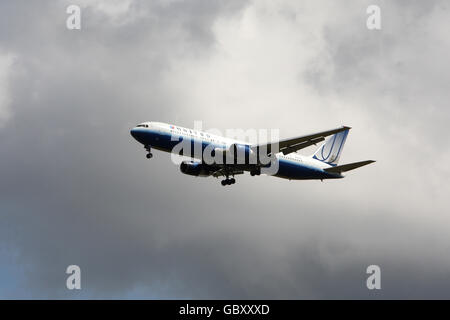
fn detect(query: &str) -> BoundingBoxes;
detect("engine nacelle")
[180,161,211,177]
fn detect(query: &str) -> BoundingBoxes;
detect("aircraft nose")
[130,127,143,142]
[130,127,147,144]
[130,128,137,139]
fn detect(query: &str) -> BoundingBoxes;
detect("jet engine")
[180,161,212,177]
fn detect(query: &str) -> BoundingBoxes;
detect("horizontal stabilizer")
[324,160,375,173]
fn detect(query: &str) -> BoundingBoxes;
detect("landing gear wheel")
[220,178,235,186]
[145,145,152,159]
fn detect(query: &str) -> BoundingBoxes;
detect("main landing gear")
[145,145,153,159]
[221,178,236,186]
[250,168,261,176]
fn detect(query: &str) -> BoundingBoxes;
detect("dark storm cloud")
[1,0,450,299]
[0,0,251,298]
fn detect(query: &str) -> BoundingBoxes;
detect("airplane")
[130,122,375,186]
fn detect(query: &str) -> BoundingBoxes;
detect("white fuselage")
[130,122,341,180]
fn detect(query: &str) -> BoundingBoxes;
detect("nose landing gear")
[145,145,153,159]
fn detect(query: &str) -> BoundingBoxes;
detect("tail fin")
[312,128,350,166]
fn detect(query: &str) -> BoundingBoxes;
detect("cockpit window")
[136,124,148,128]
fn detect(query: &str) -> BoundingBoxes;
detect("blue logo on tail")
[312,130,349,166]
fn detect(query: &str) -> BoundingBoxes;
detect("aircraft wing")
[255,126,351,156]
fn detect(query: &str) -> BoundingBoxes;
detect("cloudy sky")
[0,0,449,299]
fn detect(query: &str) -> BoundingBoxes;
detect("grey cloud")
[1,0,450,299]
